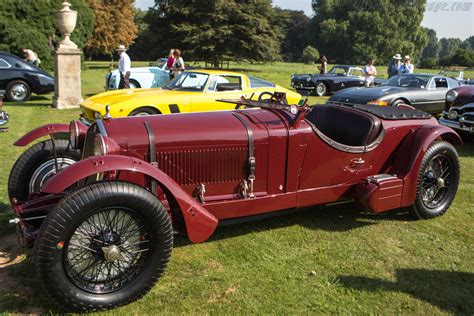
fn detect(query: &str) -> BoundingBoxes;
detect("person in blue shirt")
[399,55,414,74]
[387,53,402,78]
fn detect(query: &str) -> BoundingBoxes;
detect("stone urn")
[56,1,78,49]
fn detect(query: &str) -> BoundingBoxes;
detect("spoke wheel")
[65,207,151,294]
[411,141,460,219]
[35,181,173,312]
[420,154,453,209]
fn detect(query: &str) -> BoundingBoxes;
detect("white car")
[105,58,171,90]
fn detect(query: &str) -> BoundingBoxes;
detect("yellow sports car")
[81,69,301,120]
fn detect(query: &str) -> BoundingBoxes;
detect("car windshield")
[165,72,209,91]
[384,74,431,89]
[328,66,349,75]
[439,70,463,80]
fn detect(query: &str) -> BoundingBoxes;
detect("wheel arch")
[392,97,410,106]
[14,123,71,147]
[128,106,162,116]
[42,155,218,243]
[389,125,462,207]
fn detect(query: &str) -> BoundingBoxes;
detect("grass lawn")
[0,61,473,314]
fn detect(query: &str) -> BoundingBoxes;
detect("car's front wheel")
[6,80,32,102]
[315,82,328,96]
[8,139,80,201]
[411,141,460,219]
[129,79,141,89]
[35,181,174,312]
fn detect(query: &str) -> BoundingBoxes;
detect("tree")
[273,8,310,62]
[301,45,319,64]
[439,38,462,59]
[84,0,138,58]
[447,49,474,67]
[420,28,439,61]
[0,0,93,71]
[460,36,474,51]
[144,0,282,67]
[307,0,428,64]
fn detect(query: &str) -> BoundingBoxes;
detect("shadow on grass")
[338,269,474,314]
[175,203,413,247]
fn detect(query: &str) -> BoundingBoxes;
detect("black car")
[328,73,463,115]
[0,51,54,102]
[290,65,385,97]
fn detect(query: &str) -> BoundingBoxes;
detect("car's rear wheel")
[35,181,173,312]
[129,79,141,89]
[8,139,80,201]
[411,141,460,219]
[315,82,328,96]
[129,107,160,116]
[6,80,32,102]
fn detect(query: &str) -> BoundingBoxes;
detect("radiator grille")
[158,147,247,185]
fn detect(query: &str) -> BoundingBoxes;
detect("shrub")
[301,45,320,64]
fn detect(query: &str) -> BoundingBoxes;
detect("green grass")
[0,61,473,314]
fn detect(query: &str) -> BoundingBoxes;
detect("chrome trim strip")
[439,117,474,133]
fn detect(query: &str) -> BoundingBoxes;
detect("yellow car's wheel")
[129,107,160,116]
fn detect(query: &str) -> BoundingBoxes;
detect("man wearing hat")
[116,44,131,89]
[399,55,414,74]
[387,53,402,78]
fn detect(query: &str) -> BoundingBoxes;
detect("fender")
[42,155,218,243]
[395,125,462,207]
[14,123,70,147]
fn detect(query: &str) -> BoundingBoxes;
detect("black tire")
[129,107,159,116]
[391,99,407,107]
[35,181,174,312]
[410,141,460,219]
[315,82,328,96]
[8,139,80,201]
[6,80,32,102]
[129,79,141,89]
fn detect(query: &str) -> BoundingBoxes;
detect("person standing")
[399,55,414,74]
[364,58,377,87]
[166,49,176,80]
[172,49,185,78]
[387,53,402,78]
[22,48,40,67]
[116,44,131,89]
[318,55,328,74]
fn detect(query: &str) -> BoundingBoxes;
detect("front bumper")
[439,117,474,133]
[291,81,314,90]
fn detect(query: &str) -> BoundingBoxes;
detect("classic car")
[439,85,474,133]
[82,69,302,120]
[0,51,54,102]
[0,92,9,132]
[438,70,474,85]
[328,73,463,115]
[105,58,170,90]
[8,92,461,311]
[290,65,386,96]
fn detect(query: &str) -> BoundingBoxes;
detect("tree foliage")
[138,0,282,66]
[272,8,309,62]
[439,38,462,60]
[420,28,439,61]
[0,0,93,71]
[84,0,138,58]
[301,45,319,64]
[307,0,428,64]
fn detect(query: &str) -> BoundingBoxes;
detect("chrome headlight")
[306,77,311,82]
[69,121,79,149]
[93,134,107,156]
[448,110,458,120]
[446,90,458,102]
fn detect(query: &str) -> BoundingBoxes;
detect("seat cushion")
[306,105,382,147]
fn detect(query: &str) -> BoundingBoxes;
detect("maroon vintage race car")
[8,94,461,311]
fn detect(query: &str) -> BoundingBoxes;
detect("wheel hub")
[102,245,123,262]
[11,84,27,99]
[436,177,445,188]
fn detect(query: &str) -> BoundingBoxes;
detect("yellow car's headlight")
[367,100,389,106]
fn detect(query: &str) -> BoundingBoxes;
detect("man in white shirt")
[116,44,131,89]
[364,58,377,87]
[399,55,414,74]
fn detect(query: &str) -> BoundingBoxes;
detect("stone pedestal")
[53,47,82,109]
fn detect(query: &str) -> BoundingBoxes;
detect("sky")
[135,0,473,40]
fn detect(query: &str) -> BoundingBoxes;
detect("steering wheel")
[258,92,279,103]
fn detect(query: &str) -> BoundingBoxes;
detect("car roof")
[0,51,21,60]
[189,69,246,76]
